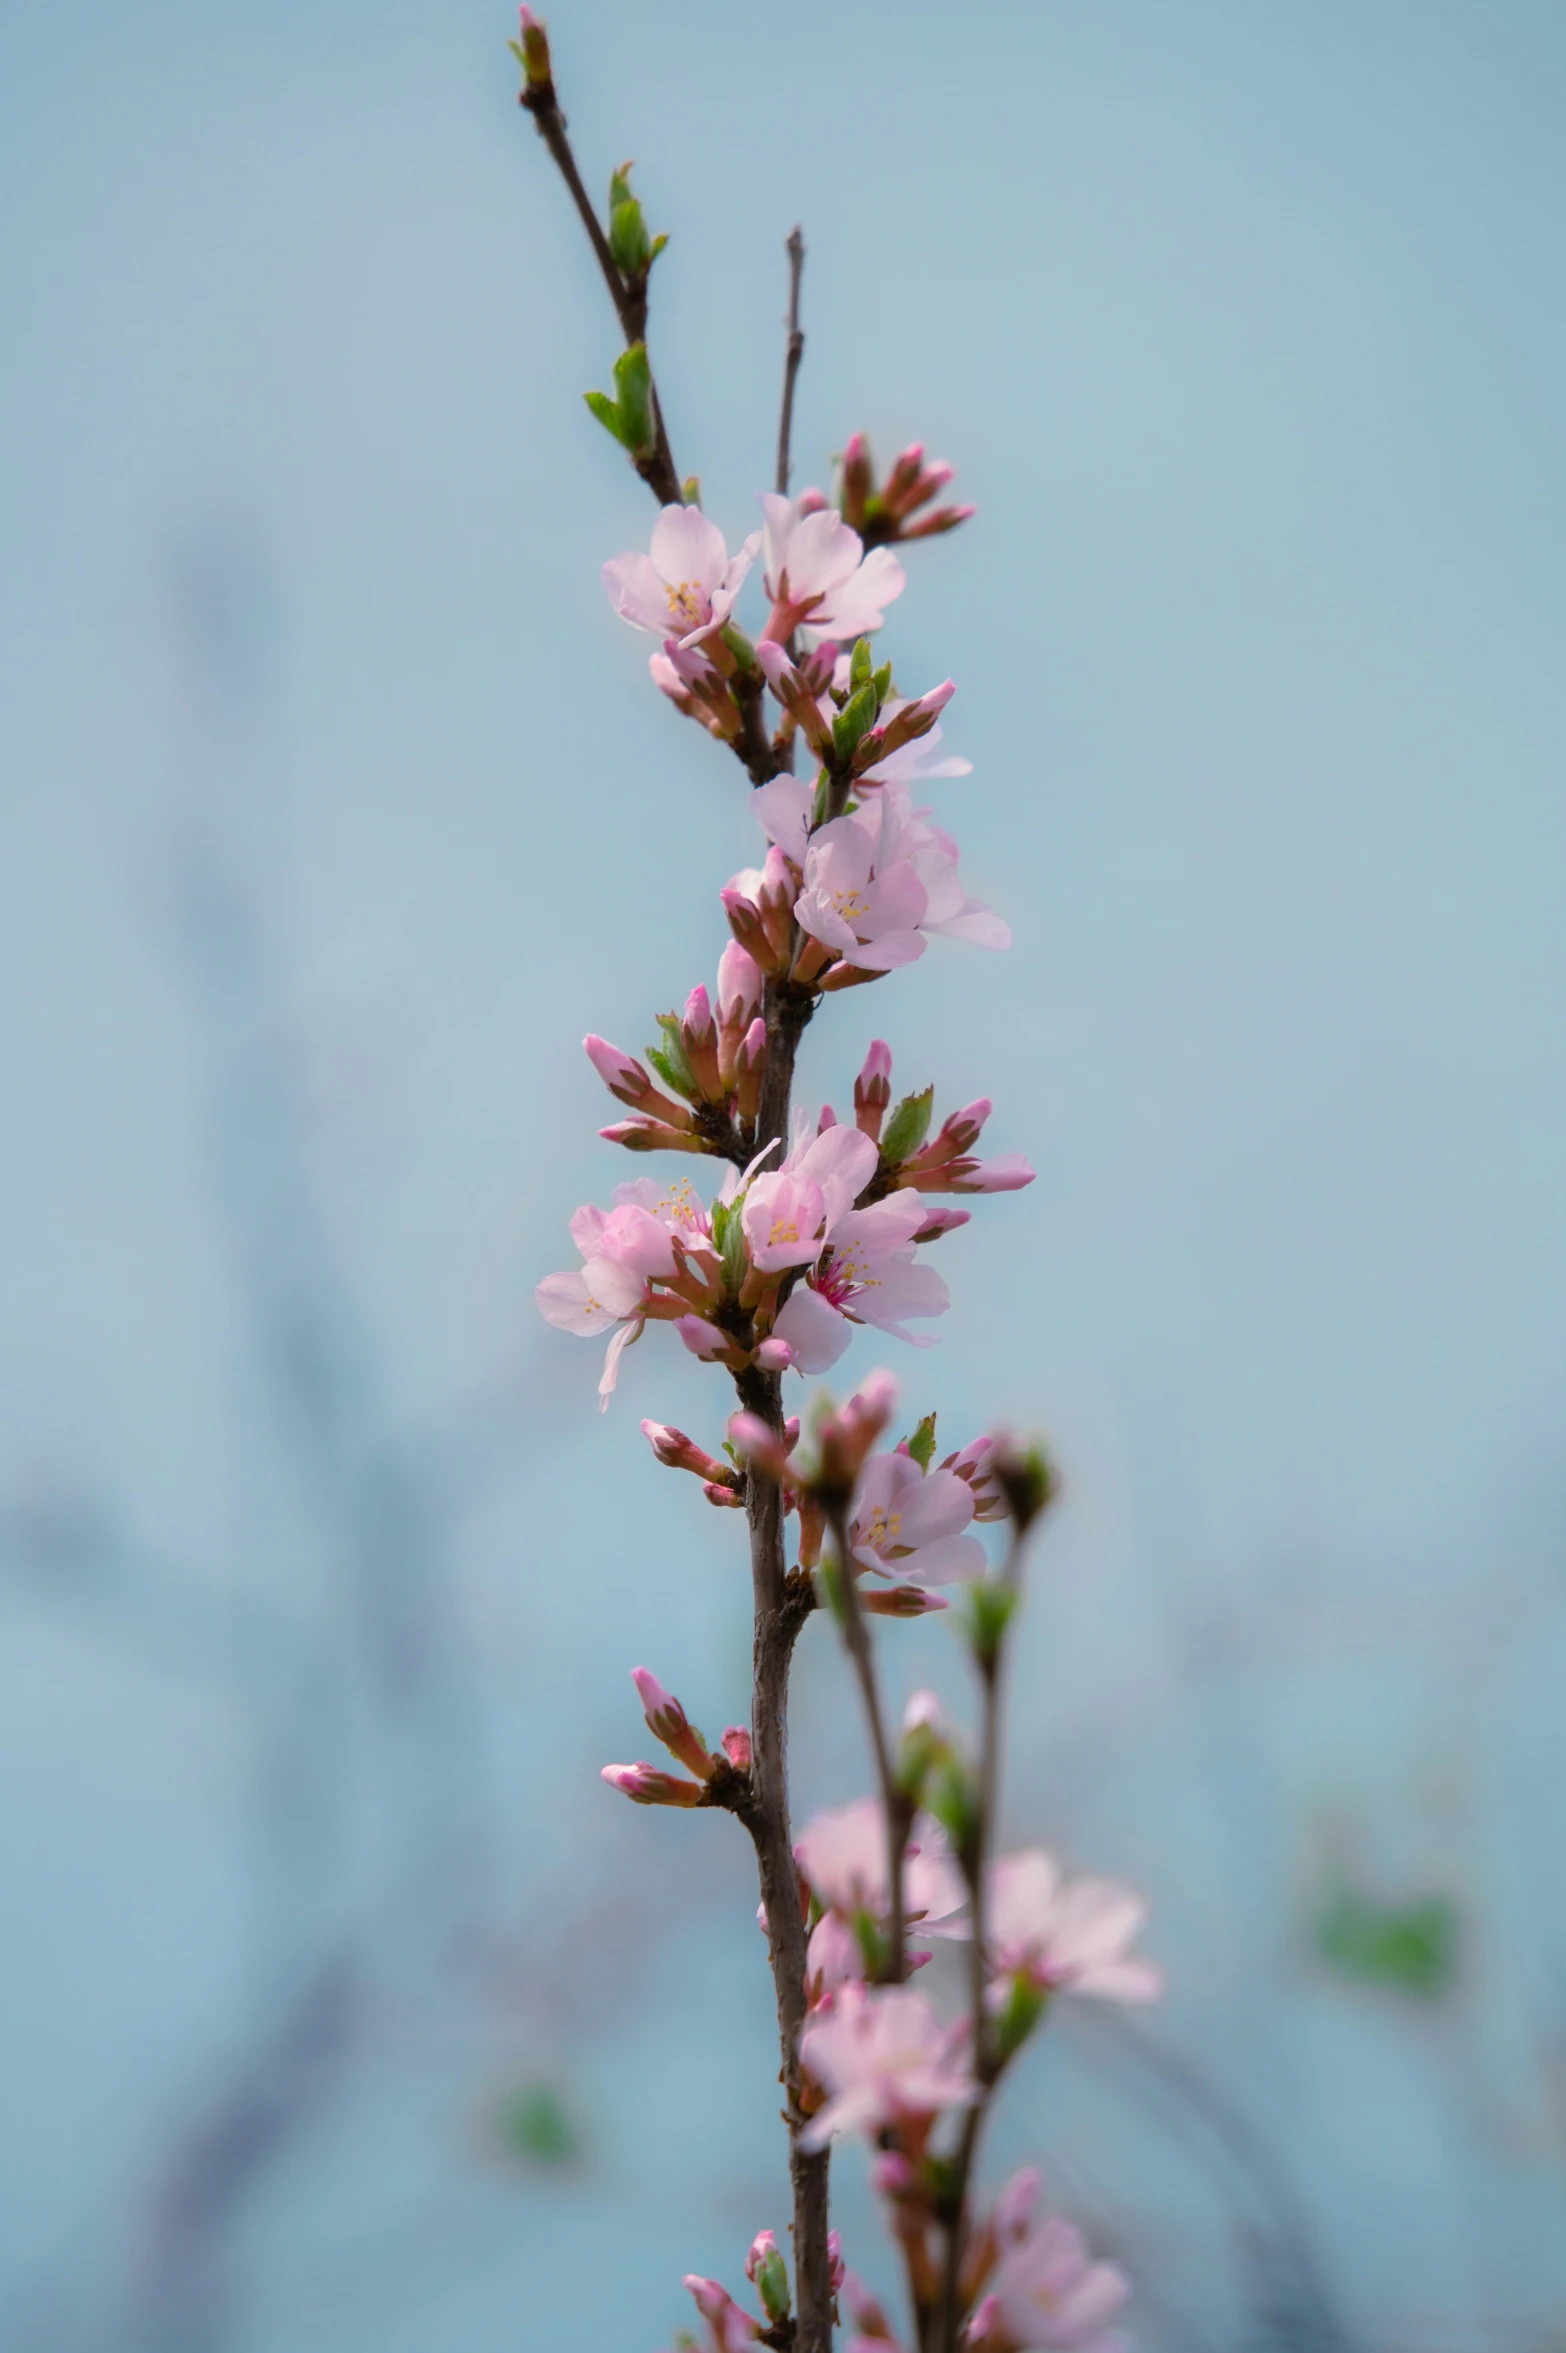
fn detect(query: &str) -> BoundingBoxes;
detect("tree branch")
[519,65,682,505]
[775,227,806,498]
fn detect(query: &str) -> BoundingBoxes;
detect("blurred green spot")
[494,2082,580,2167]
[1315,1888,1460,2000]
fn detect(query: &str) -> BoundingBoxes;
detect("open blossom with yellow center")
[602,502,760,651]
[847,1447,987,1587]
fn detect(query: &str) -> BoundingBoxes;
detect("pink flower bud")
[727,1411,791,1480]
[631,1664,717,1779]
[902,1688,945,1733]
[992,2164,1044,2244]
[703,1478,745,1509]
[948,1153,1035,1195]
[854,1038,893,1140]
[681,982,724,1102]
[583,1033,642,1093]
[862,1583,948,1618]
[871,2149,917,2197]
[599,1118,708,1154]
[717,941,763,1023]
[600,1761,703,1807]
[721,1724,752,1769]
[734,1015,768,1123]
[898,501,976,540]
[754,1337,793,1372]
[583,1034,695,1126]
[640,1419,726,1480]
[911,1205,971,1241]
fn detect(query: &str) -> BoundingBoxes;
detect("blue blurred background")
[3,1,1565,2346]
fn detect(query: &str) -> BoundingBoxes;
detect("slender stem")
[775,227,806,497]
[825,1500,908,1982]
[934,1518,1032,2353]
[736,1004,833,2353]
[520,80,682,505]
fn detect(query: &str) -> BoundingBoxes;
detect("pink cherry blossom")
[602,504,759,649]
[759,492,905,642]
[536,1175,725,1405]
[771,1192,949,1372]
[869,785,1011,953]
[796,1798,969,1946]
[966,2199,1131,2353]
[741,1123,878,1273]
[799,1982,976,2150]
[794,811,929,974]
[987,1852,1162,2004]
[942,1435,1010,1521]
[851,1449,987,1586]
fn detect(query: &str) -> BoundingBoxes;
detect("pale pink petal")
[772,1283,853,1373]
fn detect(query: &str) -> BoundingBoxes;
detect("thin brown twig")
[775,226,806,497]
[825,1499,909,1983]
[520,74,682,504]
[931,1520,1032,2353]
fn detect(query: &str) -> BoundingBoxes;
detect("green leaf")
[649,232,669,264]
[721,1208,748,1294]
[926,1754,980,1854]
[653,1014,697,1098]
[991,1972,1048,2062]
[831,678,880,764]
[494,2083,579,2167]
[872,661,893,701]
[583,389,631,449]
[880,1086,934,1166]
[1316,1890,1459,2001]
[905,1412,938,1471]
[848,636,874,690]
[961,1577,1018,1670]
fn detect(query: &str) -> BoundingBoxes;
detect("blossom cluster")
[518,29,1162,2339]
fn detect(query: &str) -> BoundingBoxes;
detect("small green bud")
[513,9,552,93]
[991,1971,1048,2062]
[880,1085,934,1167]
[904,1412,937,1471]
[851,1906,890,1978]
[895,1717,946,1804]
[750,2240,791,2325]
[962,1576,1018,1669]
[720,1208,748,1294]
[995,1441,1058,1533]
[612,341,654,457]
[831,678,880,763]
[872,660,893,701]
[848,636,875,690]
[682,475,703,507]
[719,622,756,667]
[607,165,652,277]
[926,1753,980,1854]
